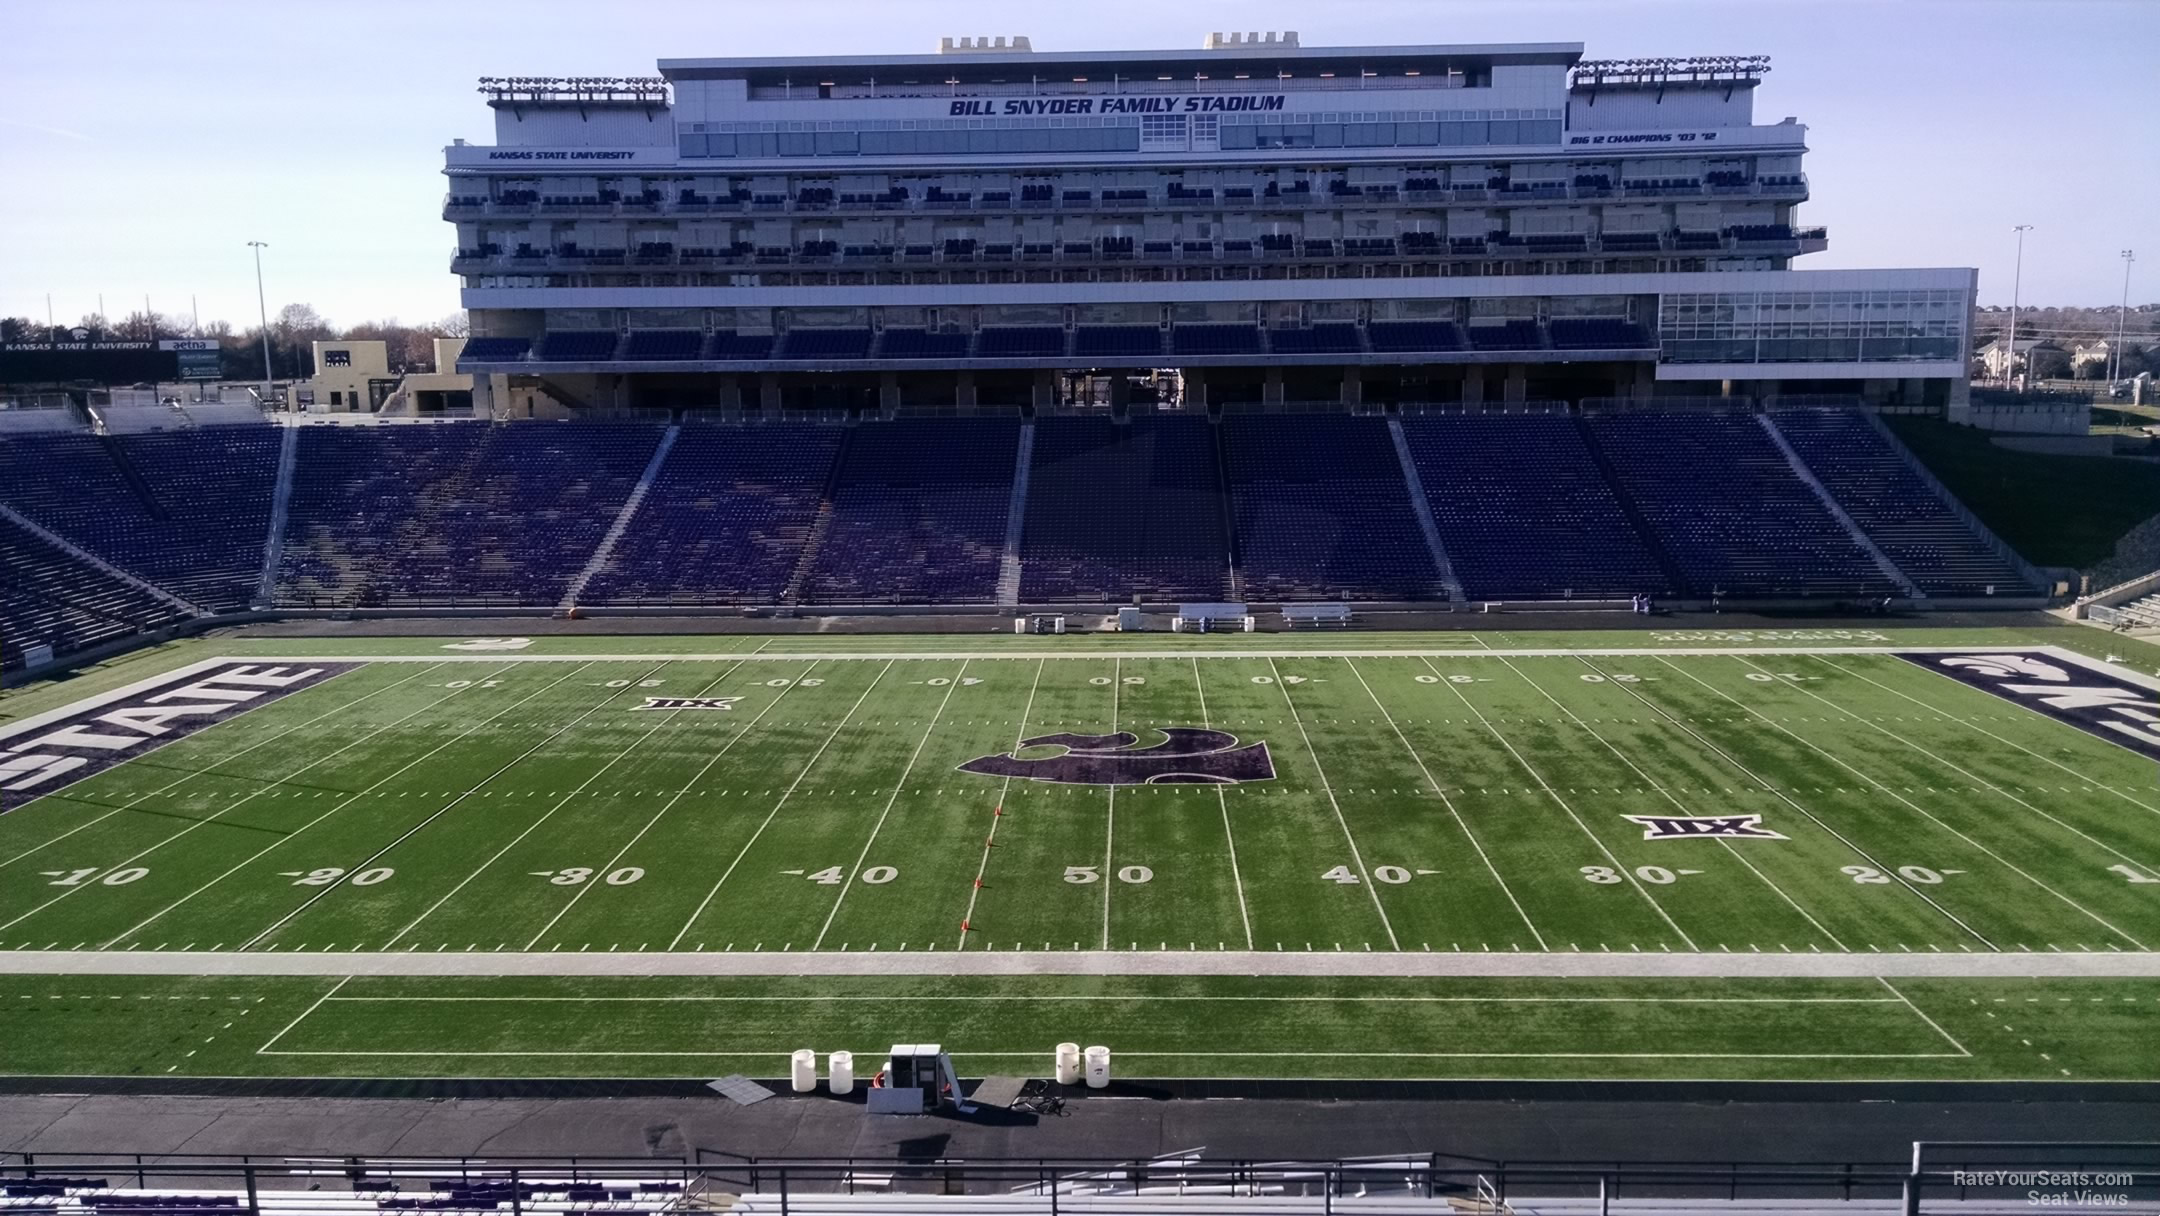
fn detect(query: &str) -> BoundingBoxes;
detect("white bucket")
[1083,1044,1111,1089]
[790,1048,817,1093]
[1054,1041,1081,1085]
[829,1050,855,1095]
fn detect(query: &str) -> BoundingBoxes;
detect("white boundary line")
[253,974,349,1055]
[1419,655,1699,951]
[1697,655,2147,950]
[523,658,792,949]
[1875,976,1972,1057]
[1101,657,1118,950]
[10,948,2158,977]
[810,659,972,949]
[230,661,624,950]
[0,662,443,871]
[1572,653,1998,949]
[1478,652,1847,950]
[255,1050,1972,1060]
[1,665,510,938]
[1267,657,1399,950]
[1337,657,1544,948]
[1822,655,2160,825]
[664,659,897,949]
[309,994,1914,1004]
[380,659,700,950]
[1193,656,1254,950]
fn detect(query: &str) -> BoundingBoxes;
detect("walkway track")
[3,949,2155,979]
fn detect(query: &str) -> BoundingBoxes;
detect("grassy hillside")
[1886,416,2160,572]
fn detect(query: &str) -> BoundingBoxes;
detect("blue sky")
[2,0,2152,331]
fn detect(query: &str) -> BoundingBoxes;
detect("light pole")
[247,240,274,405]
[2006,225,2032,386]
[2112,250,2136,385]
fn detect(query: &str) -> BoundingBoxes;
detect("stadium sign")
[0,661,357,807]
[950,94,1287,116]
[960,727,1274,786]
[1896,651,2160,760]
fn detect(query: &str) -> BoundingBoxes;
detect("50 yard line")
[956,658,1046,950]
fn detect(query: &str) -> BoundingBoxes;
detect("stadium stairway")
[1385,417,1466,603]
[996,421,1034,608]
[255,424,300,606]
[1754,413,1920,598]
[559,423,681,613]
[0,502,205,618]
[1210,419,1246,602]
[1570,415,1689,595]
[781,427,856,606]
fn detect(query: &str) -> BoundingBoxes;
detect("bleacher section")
[1401,414,1671,600]
[779,329,874,360]
[623,330,707,361]
[0,429,280,610]
[1073,326,1163,360]
[1170,325,1263,357]
[1222,415,1445,601]
[1020,417,1230,602]
[535,330,621,362]
[0,516,189,671]
[457,336,531,362]
[581,423,844,604]
[977,327,1068,359]
[1267,324,1364,355]
[1587,412,1898,598]
[1365,321,1463,353]
[878,329,971,360]
[276,422,660,606]
[803,418,1019,603]
[1773,409,2038,596]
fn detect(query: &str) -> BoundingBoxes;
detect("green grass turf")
[1886,415,2160,571]
[1,973,2153,1081]
[3,628,2160,1080]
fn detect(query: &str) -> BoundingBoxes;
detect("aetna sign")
[0,661,357,810]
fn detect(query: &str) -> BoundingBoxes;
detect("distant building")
[1977,337,2052,380]
[2071,339,2111,374]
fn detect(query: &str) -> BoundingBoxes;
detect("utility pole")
[2113,250,2136,385]
[2006,225,2032,386]
[248,241,274,405]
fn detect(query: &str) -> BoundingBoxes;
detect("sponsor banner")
[1896,651,2160,761]
[446,146,678,167]
[1624,814,1786,841]
[0,661,359,810]
[961,727,1274,786]
[633,696,743,711]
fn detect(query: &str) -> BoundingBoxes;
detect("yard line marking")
[1491,654,1846,951]
[1340,658,1541,948]
[666,660,897,949]
[957,658,1046,950]
[256,1047,1967,1060]
[1815,656,2160,852]
[1103,657,1119,951]
[106,663,602,948]
[1875,976,1972,1057]
[0,663,447,871]
[1420,657,1697,950]
[228,660,644,951]
[524,660,798,950]
[253,974,349,1055]
[1715,655,2146,950]
[812,660,971,950]
[1194,656,1254,950]
[376,659,688,949]
[1578,654,1997,951]
[2,664,513,940]
[1267,657,1399,950]
[321,993,1907,1004]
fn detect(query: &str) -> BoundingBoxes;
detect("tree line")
[0,306,468,382]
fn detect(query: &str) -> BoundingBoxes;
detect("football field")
[3,627,2159,1082]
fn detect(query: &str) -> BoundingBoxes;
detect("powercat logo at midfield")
[1898,651,2160,759]
[959,728,1274,786]
[0,662,357,808]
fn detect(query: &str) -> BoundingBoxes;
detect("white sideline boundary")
[4,948,2157,978]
